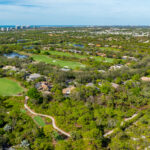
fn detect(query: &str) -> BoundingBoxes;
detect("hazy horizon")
[1,25,150,27]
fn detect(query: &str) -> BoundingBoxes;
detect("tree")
[71,131,82,140]
[27,88,43,104]
[100,82,111,94]
[43,125,53,138]
[32,138,54,150]
[83,128,103,149]
[53,89,64,102]
[55,141,72,150]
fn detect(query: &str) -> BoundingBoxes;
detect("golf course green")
[42,50,114,63]
[0,78,24,96]
[32,55,86,69]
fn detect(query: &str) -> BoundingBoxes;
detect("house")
[141,77,150,82]
[96,44,101,47]
[104,45,109,47]
[65,79,74,85]
[61,67,71,72]
[109,64,123,70]
[98,82,102,86]
[62,85,75,95]
[43,47,50,50]
[62,50,67,52]
[107,37,113,41]
[49,34,53,36]
[111,83,119,89]
[111,45,117,48]
[129,57,138,61]
[122,56,128,60]
[126,63,131,66]
[2,66,18,71]
[35,82,52,91]
[86,51,91,55]
[143,40,149,43]
[122,56,137,61]
[27,73,41,81]
[113,55,116,58]
[97,53,106,57]
[86,83,95,87]
[88,43,94,46]
[98,70,105,73]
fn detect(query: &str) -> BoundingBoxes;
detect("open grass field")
[42,50,114,63]
[32,55,86,69]
[34,116,45,127]
[0,78,24,96]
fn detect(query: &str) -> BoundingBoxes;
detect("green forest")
[0,27,150,150]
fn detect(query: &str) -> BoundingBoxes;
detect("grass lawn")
[34,116,45,127]
[42,50,114,63]
[0,78,24,96]
[32,55,86,69]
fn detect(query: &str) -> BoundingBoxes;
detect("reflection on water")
[4,52,28,59]
[73,44,84,48]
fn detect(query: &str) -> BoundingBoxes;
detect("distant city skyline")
[0,0,150,25]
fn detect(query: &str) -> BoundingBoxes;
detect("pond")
[23,46,34,49]
[17,39,30,43]
[73,44,84,48]
[4,52,28,59]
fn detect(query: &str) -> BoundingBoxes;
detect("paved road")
[24,96,71,137]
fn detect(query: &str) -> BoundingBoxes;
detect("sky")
[0,0,150,25]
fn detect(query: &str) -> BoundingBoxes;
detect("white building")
[27,73,41,81]
[109,64,123,70]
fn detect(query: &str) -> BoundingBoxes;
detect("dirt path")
[24,96,71,137]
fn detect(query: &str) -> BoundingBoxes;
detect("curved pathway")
[24,96,71,137]
[104,113,138,137]
[104,105,150,137]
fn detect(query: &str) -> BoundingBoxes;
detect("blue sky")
[0,0,150,25]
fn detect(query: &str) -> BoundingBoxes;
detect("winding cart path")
[24,96,71,137]
[104,113,138,137]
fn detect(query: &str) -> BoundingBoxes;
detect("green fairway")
[32,55,86,69]
[44,50,86,59]
[0,78,24,96]
[42,50,114,63]
[34,116,45,127]
[99,47,120,51]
